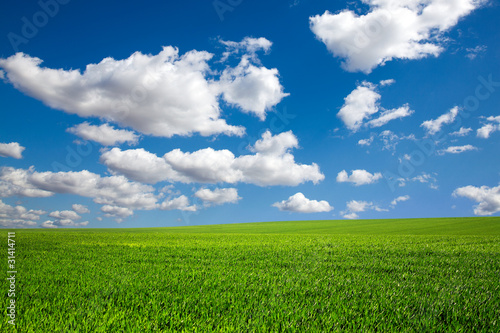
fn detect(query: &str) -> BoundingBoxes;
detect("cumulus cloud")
[0,167,53,198]
[453,184,500,215]
[101,205,133,220]
[47,209,88,227]
[421,106,459,136]
[67,122,139,146]
[159,195,197,212]
[101,130,324,187]
[338,81,413,132]
[272,192,333,213]
[477,116,500,139]
[72,204,90,214]
[218,57,289,120]
[0,167,165,222]
[438,144,477,155]
[0,142,25,159]
[0,50,245,138]
[337,169,382,186]
[0,39,289,137]
[310,0,483,73]
[390,195,410,207]
[0,199,45,228]
[194,188,241,206]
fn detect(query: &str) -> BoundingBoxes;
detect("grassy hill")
[3,217,500,332]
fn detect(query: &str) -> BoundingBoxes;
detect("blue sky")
[0,0,499,228]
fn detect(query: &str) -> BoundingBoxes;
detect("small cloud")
[273,192,333,213]
[450,127,472,137]
[465,45,487,60]
[337,169,382,186]
[438,145,477,155]
[390,195,410,207]
[67,122,139,146]
[0,142,25,159]
[72,204,90,214]
[421,106,459,136]
[477,116,500,139]
[453,184,500,215]
[194,188,241,206]
[159,195,197,212]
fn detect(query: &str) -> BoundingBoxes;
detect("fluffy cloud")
[0,199,45,228]
[0,39,288,137]
[101,130,324,187]
[341,199,385,219]
[220,37,273,62]
[272,192,333,213]
[47,209,89,227]
[0,50,244,138]
[67,122,139,146]
[101,205,134,220]
[453,184,500,216]
[159,195,197,212]
[310,0,483,73]
[218,57,289,120]
[0,142,25,159]
[0,167,161,222]
[438,145,477,155]
[0,167,53,198]
[338,81,413,132]
[421,106,459,135]
[390,195,410,207]
[477,116,500,139]
[194,188,241,206]
[337,169,382,186]
[72,204,90,214]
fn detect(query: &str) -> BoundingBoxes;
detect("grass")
[2,217,500,332]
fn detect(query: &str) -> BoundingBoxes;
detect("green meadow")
[2,217,500,332]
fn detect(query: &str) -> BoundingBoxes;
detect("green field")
[3,217,500,332]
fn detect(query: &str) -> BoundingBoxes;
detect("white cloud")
[101,205,133,219]
[421,106,459,136]
[218,57,289,120]
[272,192,333,213]
[450,127,472,136]
[379,130,416,151]
[379,79,395,86]
[101,130,324,187]
[40,220,58,228]
[46,208,89,227]
[338,82,380,132]
[67,122,139,146]
[0,166,53,198]
[390,195,410,207]
[0,199,45,228]
[49,210,81,221]
[367,105,414,128]
[358,136,374,146]
[310,0,483,73]
[438,144,477,155]
[477,116,500,139]
[338,81,412,132]
[0,142,25,159]
[72,204,90,214]
[159,195,197,212]
[341,199,385,219]
[336,169,382,186]
[453,184,500,216]
[465,45,487,60]
[0,50,245,138]
[0,167,159,221]
[194,188,241,206]
[220,37,273,62]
